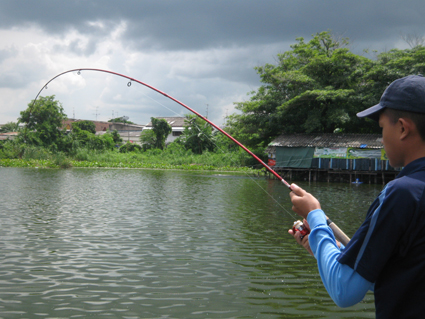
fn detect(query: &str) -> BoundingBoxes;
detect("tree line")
[1,31,424,165]
[0,96,229,162]
[225,31,425,151]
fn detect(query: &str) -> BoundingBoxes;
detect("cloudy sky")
[0,0,424,126]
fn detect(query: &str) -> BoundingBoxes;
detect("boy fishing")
[288,75,425,318]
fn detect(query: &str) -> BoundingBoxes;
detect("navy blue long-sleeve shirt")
[308,157,425,318]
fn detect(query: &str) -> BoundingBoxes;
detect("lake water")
[0,167,381,318]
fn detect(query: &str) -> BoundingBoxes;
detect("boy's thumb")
[290,183,303,195]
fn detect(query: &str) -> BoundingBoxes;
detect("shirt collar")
[397,157,425,179]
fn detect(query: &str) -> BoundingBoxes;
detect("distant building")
[267,133,397,184]
[142,117,185,144]
[0,132,18,141]
[107,122,145,144]
[63,119,111,132]
[62,117,187,146]
[63,119,145,144]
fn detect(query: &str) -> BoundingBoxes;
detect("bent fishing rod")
[32,68,350,245]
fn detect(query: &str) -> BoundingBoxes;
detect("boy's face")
[379,111,404,168]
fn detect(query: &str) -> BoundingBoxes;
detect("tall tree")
[139,129,157,150]
[360,45,425,109]
[227,32,372,148]
[19,95,67,149]
[150,117,172,150]
[227,31,425,149]
[179,114,216,154]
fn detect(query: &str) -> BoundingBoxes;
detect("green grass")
[0,147,258,173]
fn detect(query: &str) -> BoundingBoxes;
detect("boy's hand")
[289,184,321,219]
[288,219,313,256]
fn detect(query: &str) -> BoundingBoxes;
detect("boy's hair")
[385,108,425,141]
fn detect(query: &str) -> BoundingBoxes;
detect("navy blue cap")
[357,75,425,120]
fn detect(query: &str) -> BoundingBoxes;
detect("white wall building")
[142,117,185,144]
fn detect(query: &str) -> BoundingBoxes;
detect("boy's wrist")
[306,209,327,229]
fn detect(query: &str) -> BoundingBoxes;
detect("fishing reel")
[292,220,310,238]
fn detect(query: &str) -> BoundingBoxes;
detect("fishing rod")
[31,68,350,245]
[33,68,287,185]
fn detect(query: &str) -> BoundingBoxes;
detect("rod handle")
[327,219,350,246]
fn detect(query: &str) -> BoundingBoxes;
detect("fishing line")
[32,69,286,181]
[30,69,355,245]
[187,120,298,219]
[30,68,299,220]
[98,77,298,219]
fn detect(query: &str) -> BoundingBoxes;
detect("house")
[142,117,185,144]
[63,119,111,132]
[0,132,18,141]
[63,119,145,144]
[107,122,145,144]
[266,133,398,184]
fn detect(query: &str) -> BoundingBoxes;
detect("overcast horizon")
[1,0,424,126]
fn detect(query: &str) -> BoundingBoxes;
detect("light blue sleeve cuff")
[306,208,327,229]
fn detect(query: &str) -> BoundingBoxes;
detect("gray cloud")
[1,0,424,51]
[0,47,16,63]
[1,0,425,124]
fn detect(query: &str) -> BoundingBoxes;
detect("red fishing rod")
[32,68,350,245]
[32,68,291,187]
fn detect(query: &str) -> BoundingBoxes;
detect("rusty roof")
[268,133,383,149]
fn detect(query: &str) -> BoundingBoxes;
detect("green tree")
[70,126,92,147]
[359,45,425,119]
[228,32,374,148]
[150,117,172,150]
[0,122,19,133]
[140,129,156,151]
[119,142,142,153]
[228,32,425,149]
[72,120,96,134]
[179,114,216,154]
[111,129,123,144]
[19,95,67,150]
[69,126,115,151]
[108,117,135,124]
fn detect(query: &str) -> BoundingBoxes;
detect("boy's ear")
[399,118,413,140]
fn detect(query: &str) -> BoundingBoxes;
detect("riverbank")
[0,158,256,173]
[1,139,265,173]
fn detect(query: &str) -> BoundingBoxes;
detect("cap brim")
[356,104,385,121]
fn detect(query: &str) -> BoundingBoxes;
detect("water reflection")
[0,168,378,318]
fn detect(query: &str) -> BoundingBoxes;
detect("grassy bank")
[0,146,259,173]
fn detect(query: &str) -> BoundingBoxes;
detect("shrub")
[119,142,142,153]
[52,152,72,168]
[22,146,51,160]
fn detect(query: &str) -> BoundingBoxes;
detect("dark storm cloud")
[1,0,425,124]
[1,0,424,51]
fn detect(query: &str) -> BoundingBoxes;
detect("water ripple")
[0,168,376,318]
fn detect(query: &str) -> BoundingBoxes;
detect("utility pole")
[206,104,209,119]
[93,106,100,121]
